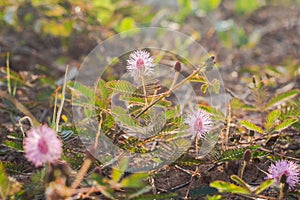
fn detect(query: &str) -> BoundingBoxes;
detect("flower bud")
[280,174,287,184]
[174,61,181,72]
[243,149,251,163]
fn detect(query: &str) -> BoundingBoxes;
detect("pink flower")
[23,125,62,167]
[267,160,300,189]
[126,50,154,77]
[185,108,212,139]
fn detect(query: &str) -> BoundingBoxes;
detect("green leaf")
[198,104,226,121]
[115,17,137,33]
[44,4,66,17]
[234,0,262,15]
[106,80,142,96]
[273,118,298,132]
[216,20,248,48]
[94,0,115,25]
[240,120,264,134]
[211,145,260,163]
[68,81,95,103]
[96,9,113,25]
[210,181,250,195]
[207,195,222,200]
[42,20,73,37]
[90,175,116,200]
[103,113,115,130]
[0,67,27,87]
[252,150,269,159]
[211,79,220,94]
[165,106,180,120]
[4,140,23,152]
[95,79,111,109]
[198,0,221,13]
[266,89,299,109]
[230,98,256,111]
[111,158,128,182]
[93,0,114,10]
[120,95,171,107]
[101,188,116,200]
[1,161,26,175]
[189,74,206,83]
[92,174,109,186]
[230,175,250,190]
[92,176,118,199]
[265,110,281,131]
[201,83,209,93]
[177,0,192,22]
[254,179,274,195]
[120,173,148,188]
[0,162,9,199]
[96,79,110,101]
[112,106,138,128]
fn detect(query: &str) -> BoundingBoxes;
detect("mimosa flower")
[23,125,62,167]
[266,160,300,189]
[126,50,154,77]
[185,108,212,140]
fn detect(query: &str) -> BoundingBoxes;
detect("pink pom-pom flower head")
[126,50,154,78]
[185,108,212,140]
[266,160,300,189]
[23,125,63,167]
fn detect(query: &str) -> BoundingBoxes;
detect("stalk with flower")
[126,50,155,106]
[266,160,300,190]
[185,108,212,140]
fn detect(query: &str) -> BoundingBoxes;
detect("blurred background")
[0,0,300,89]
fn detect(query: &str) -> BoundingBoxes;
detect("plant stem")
[94,111,103,150]
[135,68,202,119]
[278,183,285,200]
[6,53,12,95]
[224,102,231,150]
[195,137,199,157]
[71,158,92,189]
[238,161,247,179]
[141,74,148,106]
[55,65,69,132]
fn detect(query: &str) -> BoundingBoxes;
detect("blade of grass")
[55,65,69,132]
[51,92,58,128]
[6,53,11,95]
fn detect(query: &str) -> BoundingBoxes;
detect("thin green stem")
[51,92,58,128]
[195,136,199,157]
[279,183,285,200]
[19,116,34,137]
[135,68,202,119]
[55,65,69,132]
[141,73,148,107]
[6,53,11,95]
[238,161,247,179]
